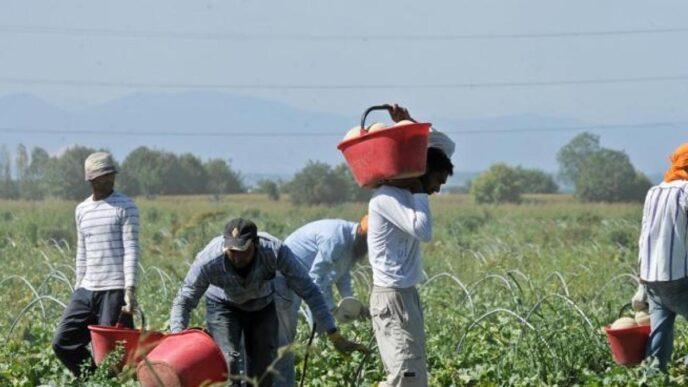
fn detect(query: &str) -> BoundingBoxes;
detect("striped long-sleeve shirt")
[75,191,140,290]
[170,232,335,333]
[639,180,688,282]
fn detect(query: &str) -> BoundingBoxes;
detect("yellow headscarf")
[664,143,688,182]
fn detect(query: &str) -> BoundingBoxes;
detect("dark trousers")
[206,299,278,387]
[52,288,132,378]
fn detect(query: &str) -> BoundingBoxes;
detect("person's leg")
[206,298,244,387]
[652,277,688,368]
[52,288,97,378]
[243,302,279,387]
[646,283,676,370]
[273,275,300,387]
[370,286,427,387]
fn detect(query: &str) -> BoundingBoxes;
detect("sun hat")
[84,152,117,181]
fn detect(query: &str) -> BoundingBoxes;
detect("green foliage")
[333,163,371,203]
[556,132,601,185]
[21,147,51,200]
[471,163,522,204]
[254,179,280,201]
[557,133,652,203]
[287,161,368,206]
[514,167,558,193]
[1,195,683,385]
[119,148,245,197]
[576,149,649,202]
[288,161,348,205]
[45,145,98,201]
[120,147,177,196]
[203,158,246,195]
[177,153,209,195]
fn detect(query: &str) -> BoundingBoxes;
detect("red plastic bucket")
[337,105,430,188]
[137,329,228,387]
[88,324,165,371]
[604,324,651,366]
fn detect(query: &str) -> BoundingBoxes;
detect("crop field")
[1,194,686,386]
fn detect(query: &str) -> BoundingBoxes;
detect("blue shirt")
[170,232,336,333]
[284,219,359,310]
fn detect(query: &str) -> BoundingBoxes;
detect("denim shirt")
[170,232,335,333]
[284,219,358,311]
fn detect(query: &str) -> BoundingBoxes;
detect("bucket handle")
[617,302,632,319]
[360,104,392,132]
[360,104,421,133]
[116,309,146,332]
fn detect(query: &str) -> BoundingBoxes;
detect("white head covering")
[428,128,455,158]
[84,152,117,181]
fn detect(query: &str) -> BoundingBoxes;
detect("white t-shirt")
[368,185,432,288]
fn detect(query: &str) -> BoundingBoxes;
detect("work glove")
[631,283,649,312]
[121,286,138,314]
[327,330,369,356]
[333,297,370,324]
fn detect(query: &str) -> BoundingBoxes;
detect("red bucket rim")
[603,324,651,334]
[88,324,145,334]
[336,122,431,150]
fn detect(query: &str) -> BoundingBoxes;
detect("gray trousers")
[205,298,278,387]
[370,286,427,387]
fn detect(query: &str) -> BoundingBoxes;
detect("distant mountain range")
[0,92,675,186]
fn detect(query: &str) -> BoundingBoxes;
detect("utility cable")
[2,74,688,90]
[0,122,679,138]
[2,24,688,41]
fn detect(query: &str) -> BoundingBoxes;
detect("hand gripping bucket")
[604,324,651,366]
[337,105,430,188]
[137,329,228,387]
[88,311,165,372]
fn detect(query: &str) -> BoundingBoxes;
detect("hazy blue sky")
[1,1,687,176]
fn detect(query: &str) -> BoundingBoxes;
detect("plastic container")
[337,105,430,188]
[137,329,228,387]
[604,324,651,366]
[88,312,165,371]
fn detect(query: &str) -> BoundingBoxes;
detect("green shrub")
[576,149,648,202]
[471,163,522,204]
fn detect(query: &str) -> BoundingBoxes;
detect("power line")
[0,122,679,138]
[2,24,688,40]
[2,74,688,90]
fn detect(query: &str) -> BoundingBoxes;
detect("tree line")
[0,132,652,205]
[0,144,368,205]
[469,132,652,203]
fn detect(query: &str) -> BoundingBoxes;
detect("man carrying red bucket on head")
[170,218,369,387]
[366,104,454,387]
[632,143,688,371]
